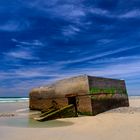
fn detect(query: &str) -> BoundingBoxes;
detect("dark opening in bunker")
[67,96,78,116]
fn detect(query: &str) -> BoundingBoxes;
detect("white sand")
[0,97,140,140]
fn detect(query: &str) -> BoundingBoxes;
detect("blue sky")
[0,0,140,97]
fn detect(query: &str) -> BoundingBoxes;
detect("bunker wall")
[77,95,92,115]
[88,76,127,94]
[29,97,68,111]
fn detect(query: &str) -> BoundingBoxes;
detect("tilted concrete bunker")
[29,75,129,121]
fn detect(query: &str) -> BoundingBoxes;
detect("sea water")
[0,97,29,103]
[0,97,29,113]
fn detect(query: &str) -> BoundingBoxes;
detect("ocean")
[0,97,29,113]
[0,97,29,103]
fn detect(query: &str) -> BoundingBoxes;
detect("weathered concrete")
[30,75,89,99]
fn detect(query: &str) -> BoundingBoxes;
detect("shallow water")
[0,101,74,128]
[0,117,74,128]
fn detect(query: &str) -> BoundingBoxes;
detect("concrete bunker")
[29,75,129,121]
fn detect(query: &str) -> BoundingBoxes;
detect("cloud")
[3,39,45,60]
[119,10,140,18]
[88,56,140,64]
[90,61,140,78]
[0,61,65,80]
[1,59,140,79]
[89,7,140,19]
[0,54,140,96]
[2,55,139,81]
[4,50,38,60]
[97,39,114,44]
[61,25,80,37]
[11,38,18,42]
[58,46,139,65]
[0,20,29,32]
[55,60,140,85]
[90,8,109,15]
[23,1,87,23]
[0,78,55,96]
[49,5,86,24]
[11,38,44,47]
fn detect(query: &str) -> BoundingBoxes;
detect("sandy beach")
[0,97,140,140]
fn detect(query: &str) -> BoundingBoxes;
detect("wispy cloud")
[4,50,38,60]
[24,1,87,23]
[88,56,140,64]
[0,63,64,80]
[58,60,140,84]
[61,25,80,37]
[0,55,140,96]
[89,7,140,19]
[3,39,45,60]
[0,20,29,32]
[1,55,140,81]
[58,46,139,65]
[90,8,109,15]
[11,39,44,47]
[97,39,114,45]
[119,10,140,18]
[90,61,140,78]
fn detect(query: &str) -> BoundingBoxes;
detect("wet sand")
[0,97,140,140]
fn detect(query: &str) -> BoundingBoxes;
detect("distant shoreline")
[0,97,29,103]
